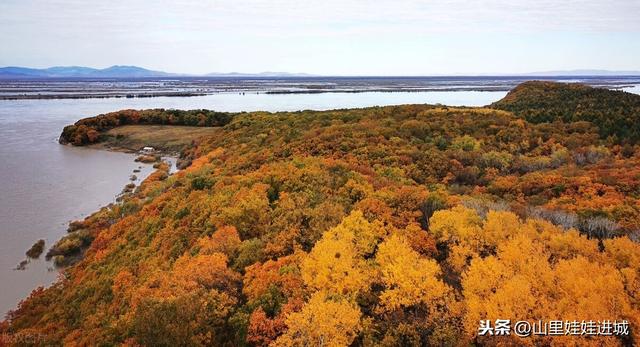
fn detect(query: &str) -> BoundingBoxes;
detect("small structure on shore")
[141,146,155,154]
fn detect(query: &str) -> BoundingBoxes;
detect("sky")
[1,0,639,75]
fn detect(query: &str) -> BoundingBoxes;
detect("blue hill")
[0,65,171,78]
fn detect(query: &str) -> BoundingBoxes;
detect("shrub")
[26,239,45,259]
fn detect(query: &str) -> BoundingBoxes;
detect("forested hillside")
[492,81,640,142]
[2,82,640,346]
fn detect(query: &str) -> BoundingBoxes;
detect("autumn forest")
[3,81,640,346]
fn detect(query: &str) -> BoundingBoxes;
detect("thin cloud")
[0,0,638,74]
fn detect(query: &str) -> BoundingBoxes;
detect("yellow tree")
[463,232,636,346]
[272,292,361,347]
[375,234,450,312]
[428,205,483,273]
[374,234,463,346]
[301,210,386,297]
[276,211,387,346]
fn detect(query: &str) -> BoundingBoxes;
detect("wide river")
[0,87,635,316]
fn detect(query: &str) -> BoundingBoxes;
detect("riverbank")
[0,144,159,316]
[33,130,182,269]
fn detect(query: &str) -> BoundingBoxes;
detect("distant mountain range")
[0,65,172,78]
[0,65,639,79]
[0,66,315,79]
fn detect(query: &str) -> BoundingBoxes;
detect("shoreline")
[2,83,638,100]
[0,92,207,100]
[0,88,509,100]
[37,145,176,269]
[1,142,168,316]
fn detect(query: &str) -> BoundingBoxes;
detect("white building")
[141,146,155,154]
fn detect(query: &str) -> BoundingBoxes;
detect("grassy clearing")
[93,125,221,153]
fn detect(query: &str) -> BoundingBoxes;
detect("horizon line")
[2,65,640,78]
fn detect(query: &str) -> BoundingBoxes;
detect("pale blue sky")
[1,0,639,75]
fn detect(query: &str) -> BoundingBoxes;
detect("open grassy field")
[93,125,222,153]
